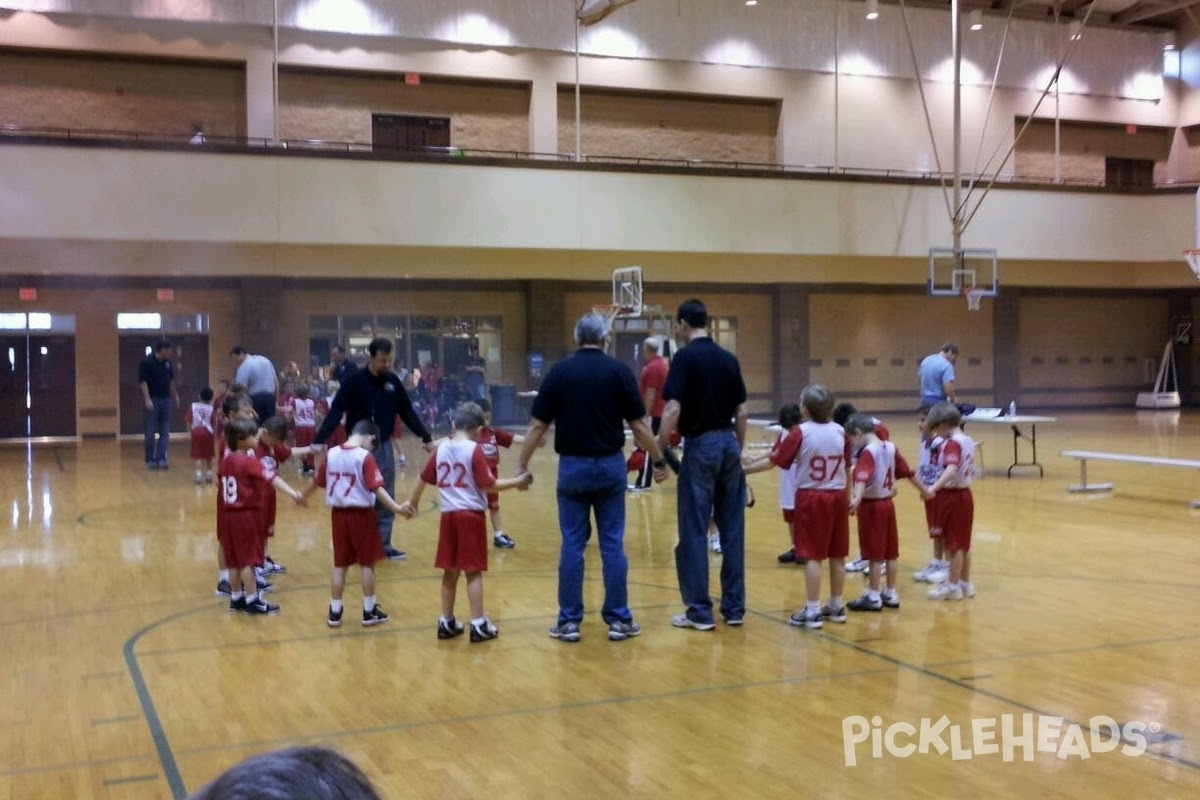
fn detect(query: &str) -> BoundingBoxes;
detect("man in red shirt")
[632,337,669,491]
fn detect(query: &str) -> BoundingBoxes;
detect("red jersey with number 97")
[787,420,852,491]
[420,439,497,512]
[315,444,385,508]
[853,440,915,499]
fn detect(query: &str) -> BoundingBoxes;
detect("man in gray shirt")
[231,346,278,423]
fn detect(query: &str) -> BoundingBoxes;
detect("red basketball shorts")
[938,489,974,552]
[190,429,214,460]
[791,489,850,561]
[218,509,265,570]
[856,498,899,561]
[435,510,489,573]
[486,491,500,512]
[293,425,315,448]
[923,494,942,537]
[331,507,385,568]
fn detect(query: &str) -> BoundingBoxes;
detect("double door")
[0,334,76,439]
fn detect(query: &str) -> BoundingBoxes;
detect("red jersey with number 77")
[419,439,497,512]
[771,420,852,491]
[315,444,385,508]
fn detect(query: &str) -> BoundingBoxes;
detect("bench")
[1060,449,1200,507]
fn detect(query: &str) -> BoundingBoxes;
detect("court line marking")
[926,630,1200,668]
[0,753,155,779]
[102,774,159,786]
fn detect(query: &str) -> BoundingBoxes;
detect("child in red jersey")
[924,402,977,601]
[476,397,533,550]
[255,416,318,576]
[844,414,923,612]
[404,403,531,643]
[187,386,216,485]
[218,418,306,615]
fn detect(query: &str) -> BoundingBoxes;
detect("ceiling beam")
[1114,0,1200,23]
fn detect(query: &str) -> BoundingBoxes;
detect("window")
[1164,49,1181,80]
[117,312,163,330]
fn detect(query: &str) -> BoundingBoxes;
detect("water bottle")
[1008,401,1017,417]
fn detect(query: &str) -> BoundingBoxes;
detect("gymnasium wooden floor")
[2,411,1200,799]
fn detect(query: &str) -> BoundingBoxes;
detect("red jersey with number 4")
[772,420,851,491]
[315,445,385,508]
[218,450,277,511]
[854,440,915,499]
[420,439,497,512]
[477,426,515,470]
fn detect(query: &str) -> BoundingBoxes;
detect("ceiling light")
[1069,21,1082,41]
[745,0,758,5]
[969,10,982,31]
[866,0,879,21]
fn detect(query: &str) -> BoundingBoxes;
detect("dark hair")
[941,342,959,355]
[231,382,248,394]
[843,413,876,435]
[261,416,287,440]
[350,419,381,450]
[296,383,310,399]
[778,402,801,429]
[199,386,214,402]
[185,746,383,800]
[926,401,962,429]
[453,402,485,432]
[476,397,492,413]
[916,403,933,418]
[153,338,172,353]
[676,298,708,329]
[225,418,258,450]
[831,402,858,428]
[222,392,249,418]
[331,344,346,356]
[367,337,393,357]
[230,346,248,356]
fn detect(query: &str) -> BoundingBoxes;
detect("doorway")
[0,313,77,439]
[118,334,210,435]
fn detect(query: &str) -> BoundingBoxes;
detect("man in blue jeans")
[138,338,178,469]
[659,298,749,630]
[517,312,668,643]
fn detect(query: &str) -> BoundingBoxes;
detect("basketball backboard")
[928,247,999,301]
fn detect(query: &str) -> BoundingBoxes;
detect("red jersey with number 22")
[420,439,497,512]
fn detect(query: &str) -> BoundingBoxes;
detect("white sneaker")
[927,582,964,601]
[709,534,722,554]
[960,580,976,598]
[788,608,823,629]
[194,470,203,485]
[913,560,940,582]
[845,558,869,573]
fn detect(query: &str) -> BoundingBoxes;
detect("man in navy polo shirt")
[517,312,668,644]
[316,337,433,560]
[138,338,178,469]
[658,298,748,630]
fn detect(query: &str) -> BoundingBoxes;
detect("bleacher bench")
[1060,449,1200,508]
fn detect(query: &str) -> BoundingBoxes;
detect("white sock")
[330,599,343,613]
[882,587,898,599]
[231,591,244,601]
[472,616,487,626]
[866,590,881,602]
[364,595,376,612]
[806,600,821,615]
[439,615,453,624]
[829,595,843,609]
[219,569,230,582]
[246,593,259,604]
[494,530,505,539]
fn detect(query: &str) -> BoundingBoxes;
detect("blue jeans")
[556,452,632,625]
[143,397,172,465]
[374,440,397,547]
[675,430,746,623]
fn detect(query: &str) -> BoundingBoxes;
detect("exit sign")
[156,288,174,302]
[405,73,421,85]
[18,287,36,301]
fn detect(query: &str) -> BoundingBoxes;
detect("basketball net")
[962,288,985,312]
[1184,249,1200,282]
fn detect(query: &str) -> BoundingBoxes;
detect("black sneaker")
[215,579,232,597]
[228,596,246,613]
[493,533,516,549]
[848,594,883,612]
[437,617,465,639]
[470,618,498,643]
[256,578,275,594]
[362,605,390,627]
[327,606,343,628]
[820,604,848,624]
[243,597,279,615]
[263,557,286,574]
[383,546,407,561]
[777,549,796,563]
[549,621,581,642]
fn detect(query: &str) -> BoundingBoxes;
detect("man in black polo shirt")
[330,345,357,387]
[659,298,748,630]
[517,312,668,644]
[315,337,433,560]
[138,338,178,469]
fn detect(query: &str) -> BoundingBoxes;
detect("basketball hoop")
[963,288,986,312]
[1184,249,1200,281]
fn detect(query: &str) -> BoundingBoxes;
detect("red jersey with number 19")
[315,444,385,508]
[420,439,497,512]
